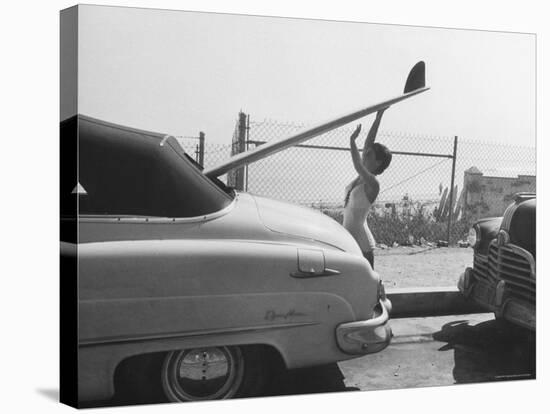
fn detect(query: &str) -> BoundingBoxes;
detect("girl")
[343,109,392,269]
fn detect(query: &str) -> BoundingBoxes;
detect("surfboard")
[204,61,429,178]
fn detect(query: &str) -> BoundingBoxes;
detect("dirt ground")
[375,246,474,289]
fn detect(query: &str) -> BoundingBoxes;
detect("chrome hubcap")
[163,347,244,401]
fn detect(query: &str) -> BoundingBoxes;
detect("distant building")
[463,166,536,220]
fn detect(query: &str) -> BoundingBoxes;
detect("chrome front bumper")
[335,292,392,355]
[458,267,535,330]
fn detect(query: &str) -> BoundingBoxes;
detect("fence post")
[245,114,250,191]
[198,131,205,167]
[229,112,247,191]
[447,136,458,243]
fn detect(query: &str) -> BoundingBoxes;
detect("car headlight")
[467,225,480,248]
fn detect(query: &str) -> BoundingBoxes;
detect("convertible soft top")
[61,115,232,218]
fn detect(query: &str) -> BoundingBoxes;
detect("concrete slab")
[386,287,485,318]
[266,313,535,396]
[93,313,535,406]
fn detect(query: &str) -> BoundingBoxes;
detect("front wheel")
[161,345,268,401]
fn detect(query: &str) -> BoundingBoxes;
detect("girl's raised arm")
[362,109,387,163]
[350,125,379,197]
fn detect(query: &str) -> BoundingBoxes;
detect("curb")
[386,286,486,318]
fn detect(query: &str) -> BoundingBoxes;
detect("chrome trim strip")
[514,192,536,203]
[486,239,536,305]
[159,134,172,147]
[497,230,510,246]
[79,321,319,347]
[337,299,390,332]
[77,196,237,224]
[335,299,391,355]
[79,114,169,140]
[501,203,519,231]
[489,240,536,277]
[290,268,341,278]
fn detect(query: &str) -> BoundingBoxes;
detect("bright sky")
[76,5,535,147]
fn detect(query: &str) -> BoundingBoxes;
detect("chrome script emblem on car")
[264,309,307,321]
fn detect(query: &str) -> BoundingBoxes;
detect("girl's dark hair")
[344,144,392,207]
[371,143,392,175]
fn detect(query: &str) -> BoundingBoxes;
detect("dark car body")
[458,193,536,330]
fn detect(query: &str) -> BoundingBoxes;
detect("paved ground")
[87,314,535,407]
[375,246,473,288]
[264,313,535,397]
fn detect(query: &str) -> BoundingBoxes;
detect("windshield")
[61,115,234,218]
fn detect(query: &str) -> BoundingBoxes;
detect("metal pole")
[245,114,250,192]
[235,112,247,190]
[245,140,453,158]
[446,136,458,243]
[198,131,205,167]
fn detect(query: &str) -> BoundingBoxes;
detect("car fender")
[76,239,372,401]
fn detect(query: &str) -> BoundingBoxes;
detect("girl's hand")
[350,124,362,141]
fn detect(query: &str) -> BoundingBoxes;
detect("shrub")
[321,206,472,246]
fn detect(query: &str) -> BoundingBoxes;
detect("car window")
[62,116,233,218]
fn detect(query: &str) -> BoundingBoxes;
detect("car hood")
[252,195,361,254]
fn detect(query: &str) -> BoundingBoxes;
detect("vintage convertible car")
[458,193,536,330]
[60,115,392,404]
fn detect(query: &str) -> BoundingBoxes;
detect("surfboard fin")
[404,61,426,93]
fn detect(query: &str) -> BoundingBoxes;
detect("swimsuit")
[343,180,376,263]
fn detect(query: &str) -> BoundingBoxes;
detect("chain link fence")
[176,112,535,246]
[176,135,232,184]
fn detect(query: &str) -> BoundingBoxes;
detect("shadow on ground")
[82,362,356,408]
[263,363,359,397]
[77,317,536,408]
[433,319,535,383]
